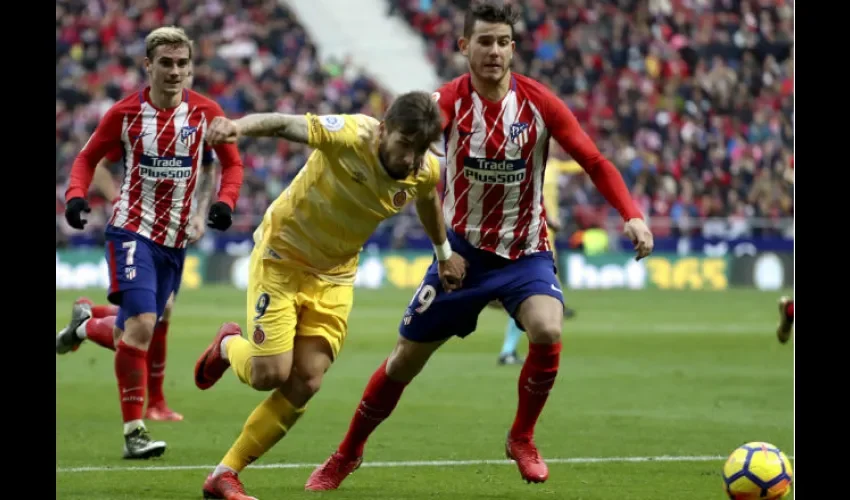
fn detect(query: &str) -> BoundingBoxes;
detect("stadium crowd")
[391,0,794,238]
[56,0,794,246]
[56,0,393,246]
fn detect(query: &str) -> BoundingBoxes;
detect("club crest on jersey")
[180,125,198,147]
[392,190,408,207]
[509,122,530,147]
[253,325,266,345]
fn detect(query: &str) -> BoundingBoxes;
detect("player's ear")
[458,37,469,57]
[144,58,152,75]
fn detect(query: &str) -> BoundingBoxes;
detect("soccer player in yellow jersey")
[194,91,468,500]
[497,143,577,365]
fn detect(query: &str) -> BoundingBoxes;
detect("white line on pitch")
[57,454,751,473]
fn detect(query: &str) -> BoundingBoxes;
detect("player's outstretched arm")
[415,188,468,291]
[206,114,309,145]
[544,96,653,259]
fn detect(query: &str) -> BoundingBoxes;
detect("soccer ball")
[722,442,793,499]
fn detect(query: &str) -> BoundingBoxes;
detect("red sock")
[786,301,794,318]
[510,342,562,440]
[115,340,147,424]
[147,321,169,407]
[92,304,119,318]
[85,317,117,351]
[338,359,408,458]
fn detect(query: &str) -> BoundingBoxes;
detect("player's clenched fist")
[206,116,240,145]
[623,218,654,261]
[438,253,468,292]
[65,197,91,230]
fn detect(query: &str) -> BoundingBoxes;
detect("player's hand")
[623,218,654,261]
[187,215,206,243]
[437,253,467,292]
[206,116,240,145]
[206,201,233,231]
[65,197,91,230]
[546,216,562,232]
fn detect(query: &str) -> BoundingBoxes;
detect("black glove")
[207,201,233,231]
[65,197,91,230]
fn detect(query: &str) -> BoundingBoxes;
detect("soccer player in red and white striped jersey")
[57,68,218,423]
[307,1,654,491]
[59,26,244,459]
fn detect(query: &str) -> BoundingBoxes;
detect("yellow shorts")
[246,246,353,359]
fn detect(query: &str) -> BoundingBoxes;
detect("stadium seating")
[391,0,794,238]
[56,0,393,246]
[56,0,794,246]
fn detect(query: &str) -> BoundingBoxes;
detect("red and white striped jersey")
[66,87,244,248]
[433,73,641,260]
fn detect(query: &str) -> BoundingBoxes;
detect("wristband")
[433,239,452,261]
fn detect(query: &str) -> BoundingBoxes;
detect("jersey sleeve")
[66,105,124,202]
[536,85,642,221]
[306,114,364,152]
[431,83,456,133]
[105,146,123,163]
[207,102,244,210]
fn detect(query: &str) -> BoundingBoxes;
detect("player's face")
[379,127,426,180]
[145,44,191,96]
[459,21,514,84]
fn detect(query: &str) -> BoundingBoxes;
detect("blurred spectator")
[391,0,794,240]
[56,0,393,243]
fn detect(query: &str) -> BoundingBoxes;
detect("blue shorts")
[104,226,185,327]
[399,230,564,342]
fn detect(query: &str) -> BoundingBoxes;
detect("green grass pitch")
[56,286,794,499]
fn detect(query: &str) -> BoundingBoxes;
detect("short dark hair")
[463,0,520,39]
[383,91,443,151]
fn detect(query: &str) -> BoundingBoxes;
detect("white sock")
[213,464,237,478]
[219,335,233,362]
[123,420,145,436]
[75,319,89,339]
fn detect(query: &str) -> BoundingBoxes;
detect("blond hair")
[145,26,193,60]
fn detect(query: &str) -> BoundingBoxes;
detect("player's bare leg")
[306,337,446,491]
[145,293,183,421]
[201,330,333,499]
[506,294,563,484]
[115,313,167,459]
[776,296,794,344]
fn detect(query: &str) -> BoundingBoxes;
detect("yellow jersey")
[254,113,441,285]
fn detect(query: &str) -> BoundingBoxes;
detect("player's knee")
[386,337,441,382]
[120,313,158,348]
[298,371,324,397]
[525,322,561,344]
[250,357,292,391]
[162,295,175,321]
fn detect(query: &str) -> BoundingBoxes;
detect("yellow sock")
[221,391,306,472]
[225,336,253,385]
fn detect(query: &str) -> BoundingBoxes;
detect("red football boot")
[194,322,242,390]
[506,435,549,483]
[202,471,257,500]
[144,403,184,422]
[304,452,363,491]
